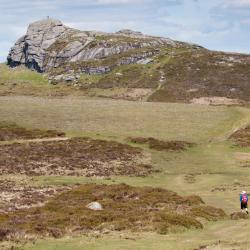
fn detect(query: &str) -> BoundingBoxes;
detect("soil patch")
[0,121,65,141]
[230,126,250,147]
[128,137,195,151]
[0,184,226,240]
[0,137,153,177]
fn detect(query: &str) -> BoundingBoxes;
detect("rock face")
[8,19,69,72]
[7,18,182,73]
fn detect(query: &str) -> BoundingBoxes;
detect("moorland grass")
[0,96,244,143]
[0,64,82,96]
[0,184,226,241]
[0,95,250,249]
[0,137,152,177]
[127,137,195,151]
[0,121,65,141]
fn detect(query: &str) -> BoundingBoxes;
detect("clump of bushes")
[229,126,250,147]
[0,121,65,141]
[0,137,152,177]
[128,137,195,151]
[0,184,226,240]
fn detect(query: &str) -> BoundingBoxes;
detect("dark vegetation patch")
[0,137,153,177]
[184,174,196,184]
[211,183,250,192]
[229,126,250,147]
[148,50,250,103]
[93,64,160,89]
[0,184,226,240]
[0,180,71,213]
[50,62,160,89]
[0,122,65,141]
[240,164,250,168]
[189,206,226,221]
[128,137,195,151]
[230,212,249,220]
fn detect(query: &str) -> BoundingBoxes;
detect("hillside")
[1,96,250,250]
[7,19,250,103]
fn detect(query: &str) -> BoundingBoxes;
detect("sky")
[1,0,250,62]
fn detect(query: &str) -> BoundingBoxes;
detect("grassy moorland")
[1,66,250,250]
[0,64,83,96]
[0,96,243,142]
[0,95,250,249]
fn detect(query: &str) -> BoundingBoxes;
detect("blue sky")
[1,0,250,62]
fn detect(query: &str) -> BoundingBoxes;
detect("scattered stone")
[86,202,103,211]
[116,29,144,37]
[63,75,75,82]
[137,58,154,64]
[53,74,63,81]
[87,66,111,75]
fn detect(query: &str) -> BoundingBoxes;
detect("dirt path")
[0,137,69,145]
[18,137,69,143]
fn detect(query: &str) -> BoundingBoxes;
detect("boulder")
[63,75,75,82]
[116,29,144,38]
[53,74,64,81]
[86,202,103,211]
[137,58,154,65]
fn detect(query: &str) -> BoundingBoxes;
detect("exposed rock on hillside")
[8,19,69,72]
[7,18,181,74]
[7,19,250,103]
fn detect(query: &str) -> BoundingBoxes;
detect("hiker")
[240,191,249,214]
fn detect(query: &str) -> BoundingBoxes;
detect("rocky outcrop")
[7,18,183,73]
[7,19,250,104]
[7,19,69,72]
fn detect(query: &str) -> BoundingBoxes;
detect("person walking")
[240,191,249,214]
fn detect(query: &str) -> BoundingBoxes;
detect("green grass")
[78,73,102,86]
[0,96,244,143]
[0,64,48,85]
[1,94,250,249]
[95,63,160,89]
[0,64,84,96]
[0,121,65,141]
[22,219,250,250]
